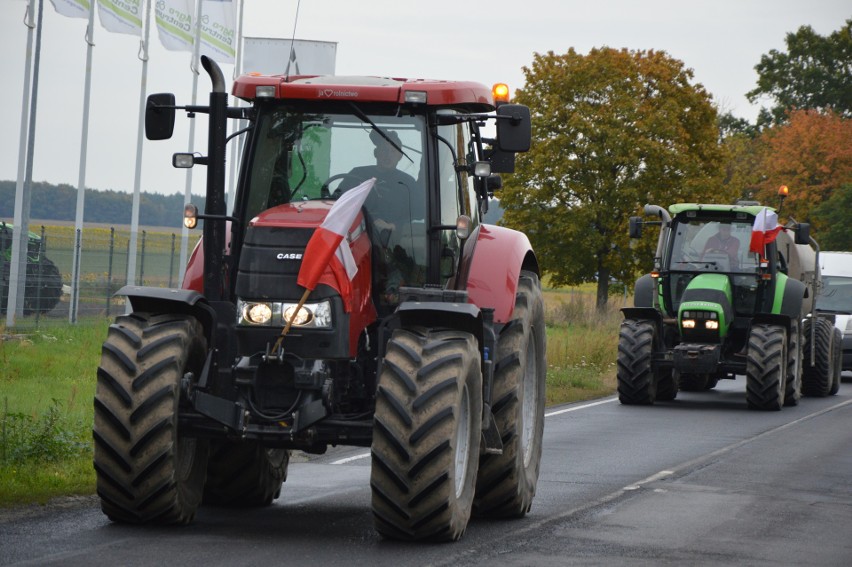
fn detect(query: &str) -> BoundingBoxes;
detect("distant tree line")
[0,180,206,228]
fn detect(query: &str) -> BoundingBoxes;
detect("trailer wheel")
[617,319,657,405]
[93,313,209,524]
[784,320,802,406]
[371,328,482,541]
[474,271,546,518]
[203,442,289,506]
[829,327,842,396]
[24,258,63,315]
[802,318,834,397]
[746,324,786,411]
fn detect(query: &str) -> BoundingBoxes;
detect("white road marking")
[332,396,619,464]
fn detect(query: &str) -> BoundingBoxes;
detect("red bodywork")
[463,224,536,324]
[183,203,377,357]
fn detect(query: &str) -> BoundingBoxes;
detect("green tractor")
[0,221,63,316]
[620,202,840,411]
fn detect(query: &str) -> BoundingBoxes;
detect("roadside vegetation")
[0,285,620,507]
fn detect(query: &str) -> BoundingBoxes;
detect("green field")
[0,285,621,507]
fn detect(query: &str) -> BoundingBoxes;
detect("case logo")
[276,253,303,260]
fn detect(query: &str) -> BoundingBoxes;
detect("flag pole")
[69,0,98,323]
[177,0,205,286]
[126,0,153,294]
[270,287,312,356]
[6,0,43,328]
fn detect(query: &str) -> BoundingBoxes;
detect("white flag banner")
[155,0,194,52]
[200,0,236,64]
[50,0,90,18]
[97,0,142,36]
[243,37,338,76]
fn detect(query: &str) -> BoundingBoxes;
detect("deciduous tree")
[500,48,728,308]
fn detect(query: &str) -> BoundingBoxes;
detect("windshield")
[244,107,425,220]
[819,275,852,313]
[668,218,759,274]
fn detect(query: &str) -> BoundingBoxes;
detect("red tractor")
[93,57,545,541]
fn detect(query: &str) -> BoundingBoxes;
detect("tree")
[812,184,852,250]
[753,109,852,228]
[747,20,852,125]
[500,48,728,309]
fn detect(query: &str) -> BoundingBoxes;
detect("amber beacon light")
[492,83,510,104]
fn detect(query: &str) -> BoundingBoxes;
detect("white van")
[819,251,852,372]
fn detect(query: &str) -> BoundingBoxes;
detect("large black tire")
[802,318,834,397]
[656,369,678,401]
[474,271,546,518]
[203,441,289,506]
[617,319,657,405]
[829,327,842,396]
[678,373,709,392]
[784,320,802,406]
[24,258,63,315]
[745,324,786,411]
[93,313,209,524]
[371,328,483,541]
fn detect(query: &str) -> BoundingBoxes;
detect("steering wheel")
[320,173,367,199]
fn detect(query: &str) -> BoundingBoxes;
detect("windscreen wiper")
[347,102,414,164]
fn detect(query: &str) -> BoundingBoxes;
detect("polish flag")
[297,178,376,308]
[749,207,783,254]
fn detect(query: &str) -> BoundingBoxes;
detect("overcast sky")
[1,0,849,200]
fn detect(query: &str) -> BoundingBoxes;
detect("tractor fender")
[620,306,665,347]
[633,273,655,307]
[775,276,806,319]
[750,313,793,334]
[115,285,217,345]
[463,224,539,324]
[397,301,484,355]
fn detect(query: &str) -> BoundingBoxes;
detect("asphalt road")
[2,376,851,566]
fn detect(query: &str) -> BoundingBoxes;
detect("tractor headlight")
[243,302,273,325]
[682,319,696,329]
[237,299,333,328]
[705,320,719,330]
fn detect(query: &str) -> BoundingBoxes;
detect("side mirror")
[496,104,531,153]
[489,148,516,173]
[145,93,176,140]
[629,216,643,239]
[486,174,502,193]
[795,222,810,245]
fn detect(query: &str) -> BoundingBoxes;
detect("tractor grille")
[236,226,339,300]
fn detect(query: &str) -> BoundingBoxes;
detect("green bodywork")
[678,273,733,338]
[668,203,771,217]
[772,272,789,315]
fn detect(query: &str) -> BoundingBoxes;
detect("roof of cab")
[232,74,495,110]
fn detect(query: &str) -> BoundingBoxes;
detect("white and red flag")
[749,207,783,254]
[296,178,376,309]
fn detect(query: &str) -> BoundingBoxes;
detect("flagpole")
[69,0,98,324]
[270,288,312,356]
[6,0,42,328]
[126,0,153,293]
[177,0,205,286]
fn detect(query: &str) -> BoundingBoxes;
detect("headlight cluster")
[681,310,719,331]
[237,299,332,328]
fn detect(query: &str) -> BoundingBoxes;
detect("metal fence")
[1,224,199,328]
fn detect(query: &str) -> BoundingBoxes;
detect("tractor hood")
[249,200,336,229]
[678,273,734,340]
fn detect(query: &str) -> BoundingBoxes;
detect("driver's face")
[375,143,402,169]
[719,225,732,237]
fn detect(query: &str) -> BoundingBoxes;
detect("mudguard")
[462,224,539,324]
[115,285,217,344]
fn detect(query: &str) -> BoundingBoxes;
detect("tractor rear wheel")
[203,441,289,506]
[802,318,834,397]
[371,328,482,541]
[656,370,678,401]
[474,271,546,518]
[93,313,209,524]
[784,320,802,406]
[617,319,657,405]
[746,324,786,411]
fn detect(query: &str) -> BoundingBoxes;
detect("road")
[2,377,851,566]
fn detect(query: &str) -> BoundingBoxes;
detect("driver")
[346,129,416,192]
[702,223,740,269]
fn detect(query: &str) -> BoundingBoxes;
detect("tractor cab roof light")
[404,90,427,104]
[492,83,510,105]
[255,85,276,98]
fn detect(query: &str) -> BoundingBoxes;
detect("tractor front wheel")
[746,324,786,411]
[93,313,209,524]
[371,328,483,541]
[617,319,657,405]
[474,271,546,518]
[802,318,835,397]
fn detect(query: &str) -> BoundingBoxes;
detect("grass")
[0,286,623,507]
